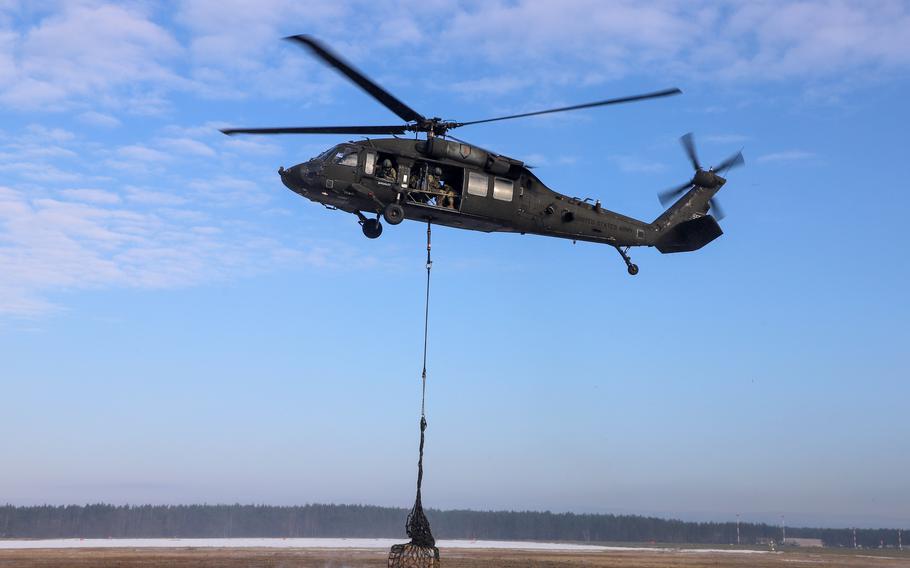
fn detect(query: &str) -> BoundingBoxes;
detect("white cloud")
[221,137,281,156]
[188,176,271,207]
[609,155,666,174]
[435,0,910,86]
[0,144,76,161]
[0,3,182,109]
[0,184,299,317]
[722,1,910,80]
[24,124,74,143]
[0,289,58,317]
[374,15,424,48]
[173,1,348,100]
[157,137,216,157]
[0,28,15,79]
[3,1,905,115]
[59,188,121,204]
[192,226,222,235]
[521,154,580,168]
[756,150,816,164]
[162,122,227,138]
[0,115,340,318]
[124,186,188,206]
[0,162,86,183]
[521,153,550,167]
[174,0,350,58]
[704,134,750,145]
[450,76,534,97]
[77,111,122,128]
[442,1,685,66]
[116,144,171,163]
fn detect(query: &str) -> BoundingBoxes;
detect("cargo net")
[405,489,434,548]
[388,416,439,567]
[388,543,440,568]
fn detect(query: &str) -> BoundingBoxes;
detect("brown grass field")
[1,547,909,568]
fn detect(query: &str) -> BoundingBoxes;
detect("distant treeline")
[0,504,901,548]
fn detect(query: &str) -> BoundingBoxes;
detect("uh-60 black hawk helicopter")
[222,36,745,275]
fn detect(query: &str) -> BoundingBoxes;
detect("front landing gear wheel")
[383,203,404,225]
[362,218,383,239]
[627,264,639,276]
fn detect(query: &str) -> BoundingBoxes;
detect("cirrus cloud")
[0,2,182,109]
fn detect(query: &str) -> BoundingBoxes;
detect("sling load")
[388,223,439,568]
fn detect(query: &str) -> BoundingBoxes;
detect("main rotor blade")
[454,88,682,128]
[220,125,409,136]
[658,182,693,207]
[714,151,745,174]
[680,132,701,171]
[286,35,425,124]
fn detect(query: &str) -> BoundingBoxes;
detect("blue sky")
[1,1,908,529]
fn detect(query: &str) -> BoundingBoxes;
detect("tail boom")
[650,183,724,253]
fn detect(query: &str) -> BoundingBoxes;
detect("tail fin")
[651,184,723,253]
[649,134,744,254]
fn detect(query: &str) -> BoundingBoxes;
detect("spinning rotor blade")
[680,132,701,171]
[714,151,745,174]
[708,197,725,221]
[286,35,425,123]
[659,185,725,219]
[454,88,682,128]
[221,125,408,136]
[658,182,693,207]
[659,133,744,220]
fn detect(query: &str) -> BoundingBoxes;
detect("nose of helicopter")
[279,161,316,193]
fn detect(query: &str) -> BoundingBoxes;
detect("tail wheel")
[362,218,383,239]
[383,203,405,225]
[616,246,639,276]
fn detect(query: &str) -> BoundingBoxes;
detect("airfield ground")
[1,547,908,567]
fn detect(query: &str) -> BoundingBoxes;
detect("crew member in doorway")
[378,158,397,182]
[426,166,443,205]
[441,186,457,209]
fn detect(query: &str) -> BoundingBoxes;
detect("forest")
[0,504,901,548]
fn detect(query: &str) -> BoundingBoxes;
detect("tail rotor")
[658,133,744,220]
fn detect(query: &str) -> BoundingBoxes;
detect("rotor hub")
[657,132,745,220]
[693,169,719,188]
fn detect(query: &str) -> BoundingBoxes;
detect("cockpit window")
[333,148,359,167]
[314,147,335,161]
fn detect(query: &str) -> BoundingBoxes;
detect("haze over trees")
[0,504,901,548]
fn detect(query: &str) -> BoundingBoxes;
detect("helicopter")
[222,35,744,275]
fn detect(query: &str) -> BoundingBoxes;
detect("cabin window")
[493,177,513,201]
[334,148,358,167]
[467,171,489,197]
[364,152,376,175]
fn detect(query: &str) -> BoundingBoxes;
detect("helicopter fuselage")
[279,137,658,248]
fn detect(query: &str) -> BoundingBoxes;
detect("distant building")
[783,538,824,548]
